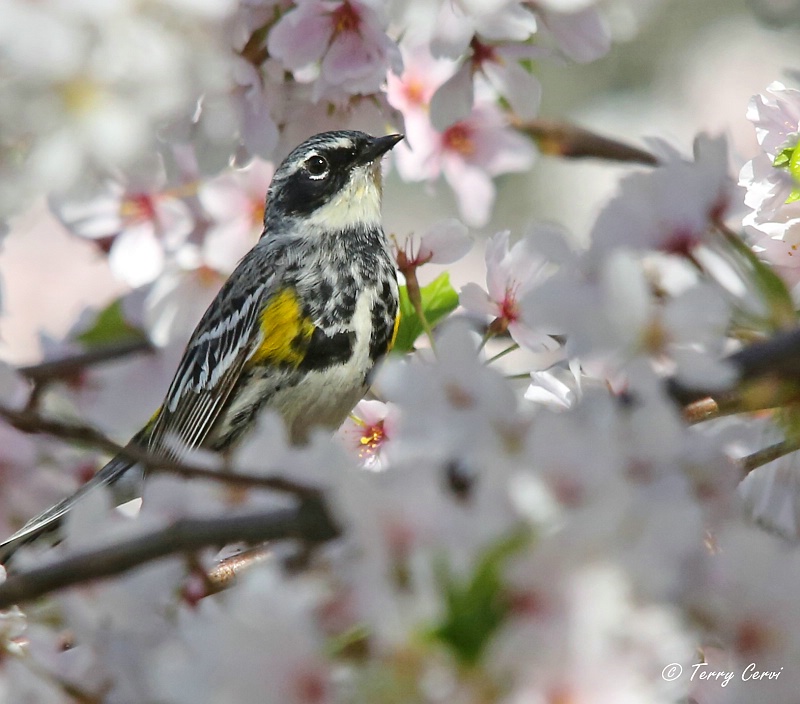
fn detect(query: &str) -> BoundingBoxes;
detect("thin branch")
[739,439,800,476]
[0,498,339,608]
[485,342,519,365]
[683,397,721,425]
[513,118,659,166]
[0,404,319,498]
[206,545,273,594]
[18,340,154,384]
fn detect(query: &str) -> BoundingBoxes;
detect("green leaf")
[790,142,800,181]
[773,142,800,205]
[76,298,148,348]
[787,144,800,204]
[393,272,459,353]
[722,229,796,331]
[428,530,529,667]
[773,145,793,169]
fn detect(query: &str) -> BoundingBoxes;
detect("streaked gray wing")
[147,283,267,459]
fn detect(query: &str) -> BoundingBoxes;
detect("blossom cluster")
[739,81,800,291]
[2,1,800,703]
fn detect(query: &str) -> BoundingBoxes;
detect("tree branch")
[0,497,339,608]
[0,404,321,498]
[513,118,659,166]
[739,439,800,476]
[18,340,154,384]
[206,545,273,593]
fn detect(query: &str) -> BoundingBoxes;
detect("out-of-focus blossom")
[153,564,332,704]
[428,1,538,60]
[524,363,581,411]
[590,134,735,257]
[687,524,800,702]
[376,322,522,468]
[267,0,402,103]
[198,158,273,273]
[0,0,236,218]
[144,252,226,347]
[525,249,735,387]
[461,228,559,351]
[496,563,695,704]
[532,0,611,63]
[52,176,194,288]
[395,103,535,227]
[429,38,543,130]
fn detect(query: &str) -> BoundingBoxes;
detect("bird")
[0,130,403,562]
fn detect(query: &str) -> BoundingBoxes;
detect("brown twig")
[19,339,154,410]
[739,439,800,476]
[18,340,154,383]
[206,545,273,593]
[0,497,339,608]
[0,404,319,498]
[513,118,659,166]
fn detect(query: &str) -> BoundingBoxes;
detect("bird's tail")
[0,451,144,565]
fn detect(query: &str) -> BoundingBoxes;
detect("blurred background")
[1,0,797,364]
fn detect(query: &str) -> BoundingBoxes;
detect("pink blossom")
[394,103,535,227]
[739,81,800,222]
[428,0,538,60]
[337,399,395,470]
[267,0,402,103]
[429,38,543,130]
[198,158,274,273]
[386,43,457,117]
[461,228,559,350]
[589,134,734,257]
[392,218,472,274]
[52,177,194,288]
[532,0,611,63]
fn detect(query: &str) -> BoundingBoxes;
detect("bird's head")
[264,130,404,233]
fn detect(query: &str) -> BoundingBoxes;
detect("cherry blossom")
[461,228,560,350]
[267,0,402,103]
[391,218,472,274]
[336,399,395,470]
[0,0,236,218]
[531,0,611,63]
[394,102,535,226]
[589,134,735,257]
[198,158,274,273]
[52,176,194,288]
[429,38,544,130]
[153,564,332,704]
[740,82,800,285]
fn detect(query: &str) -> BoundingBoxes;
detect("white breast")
[278,288,379,443]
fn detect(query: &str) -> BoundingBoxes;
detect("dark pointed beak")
[359,133,404,164]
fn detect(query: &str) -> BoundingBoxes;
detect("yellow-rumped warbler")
[0,130,403,561]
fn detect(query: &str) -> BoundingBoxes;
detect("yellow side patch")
[387,311,401,353]
[143,405,162,431]
[250,288,315,367]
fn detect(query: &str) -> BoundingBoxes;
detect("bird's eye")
[305,155,329,178]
